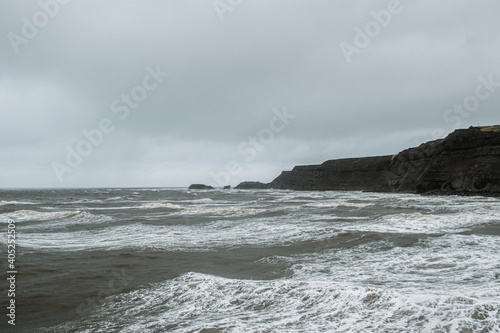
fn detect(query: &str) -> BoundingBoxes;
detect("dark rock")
[271,156,392,191]
[223,185,231,189]
[235,181,271,189]
[269,126,500,196]
[188,184,214,190]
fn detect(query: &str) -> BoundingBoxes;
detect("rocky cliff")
[238,126,500,196]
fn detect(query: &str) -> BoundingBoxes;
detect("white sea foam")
[9,189,500,332]
[337,209,497,234]
[305,200,374,208]
[0,211,114,236]
[65,199,104,204]
[0,200,35,205]
[105,196,123,201]
[189,198,214,203]
[139,202,184,210]
[291,233,500,298]
[1,209,81,221]
[17,217,337,251]
[49,272,500,333]
[183,206,266,216]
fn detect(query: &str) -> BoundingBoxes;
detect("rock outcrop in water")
[236,126,500,196]
[234,181,271,189]
[189,184,215,190]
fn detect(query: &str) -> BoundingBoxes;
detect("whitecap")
[45,272,500,333]
[2,209,81,221]
[0,200,35,205]
[304,200,373,208]
[139,202,184,210]
[183,206,265,216]
[189,198,214,203]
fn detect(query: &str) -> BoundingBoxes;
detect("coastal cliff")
[237,126,500,196]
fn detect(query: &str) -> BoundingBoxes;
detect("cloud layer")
[1,0,499,187]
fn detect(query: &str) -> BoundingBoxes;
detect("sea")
[0,188,499,333]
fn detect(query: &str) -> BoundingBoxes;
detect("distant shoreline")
[228,126,500,198]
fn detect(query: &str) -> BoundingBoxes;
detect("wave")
[40,272,500,333]
[137,200,267,216]
[292,233,500,296]
[304,200,374,208]
[139,202,184,210]
[105,196,123,201]
[62,199,104,205]
[16,217,340,251]
[371,211,495,233]
[189,198,214,203]
[183,206,265,216]
[2,209,81,221]
[0,200,35,205]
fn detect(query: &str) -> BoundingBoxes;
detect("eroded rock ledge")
[235,126,500,196]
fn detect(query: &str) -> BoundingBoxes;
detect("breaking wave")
[42,272,500,333]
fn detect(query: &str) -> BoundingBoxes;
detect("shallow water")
[0,188,499,332]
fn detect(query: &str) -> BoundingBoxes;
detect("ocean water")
[1,188,499,332]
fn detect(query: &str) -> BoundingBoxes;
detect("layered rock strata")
[236,126,500,196]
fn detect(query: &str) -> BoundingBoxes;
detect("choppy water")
[1,188,499,332]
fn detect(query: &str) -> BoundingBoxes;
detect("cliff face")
[269,126,500,196]
[271,156,392,191]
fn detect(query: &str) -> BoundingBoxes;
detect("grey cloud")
[1,0,499,187]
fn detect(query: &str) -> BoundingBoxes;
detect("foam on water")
[182,206,266,216]
[42,272,500,333]
[291,233,500,300]
[137,200,265,217]
[305,200,374,208]
[138,202,184,210]
[64,199,104,204]
[0,199,36,205]
[5,188,500,332]
[336,207,498,234]
[105,196,124,201]
[21,211,114,232]
[1,209,81,221]
[13,192,500,255]
[18,217,337,251]
[189,198,214,203]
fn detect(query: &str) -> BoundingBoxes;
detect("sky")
[1,0,499,188]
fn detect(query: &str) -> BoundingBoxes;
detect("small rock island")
[234,182,271,189]
[188,184,215,190]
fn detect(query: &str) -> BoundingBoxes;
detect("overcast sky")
[1,0,499,188]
